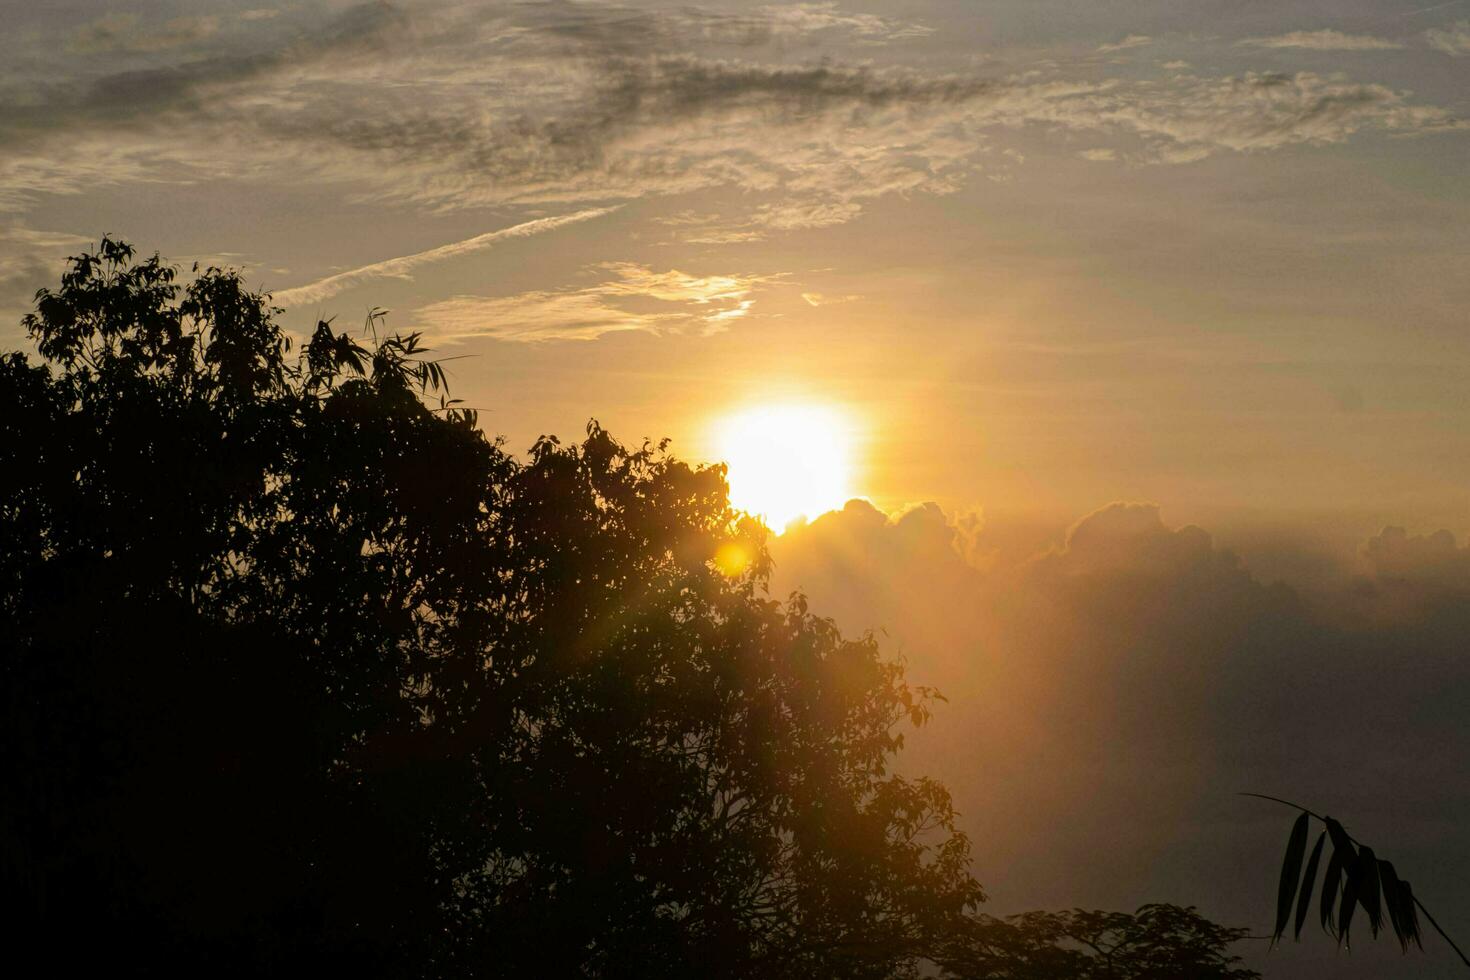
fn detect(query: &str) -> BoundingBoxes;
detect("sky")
[4,0,1470,974]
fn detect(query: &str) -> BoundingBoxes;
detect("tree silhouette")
[937,904,1259,979]
[0,239,982,977]
[0,240,1263,978]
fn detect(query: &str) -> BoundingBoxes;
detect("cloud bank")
[767,498,1470,966]
[0,1,1458,227]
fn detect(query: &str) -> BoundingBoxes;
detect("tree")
[1,239,1263,978]
[0,239,981,977]
[936,904,1259,979]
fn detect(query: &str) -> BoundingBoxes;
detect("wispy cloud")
[414,262,782,342]
[759,3,934,43]
[0,225,92,331]
[1425,20,1470,54]
[0,1,1461,239]
[271,208,620,308]
[68,13,221,54]
[1009,71,1461,163]
[1098,35,1152,53]
[801,291,860,306]
[1238,29,1405,51]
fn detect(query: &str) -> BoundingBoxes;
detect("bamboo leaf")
[1274,811,1311,945]
[1357,846,1382,938]
[1379,860,1408,952]
[1321,841,1346,937]
[1401,880,1423,950]
[1339,846,1364,946]
[1325,816,1353,857]
[1295,830,1326,940]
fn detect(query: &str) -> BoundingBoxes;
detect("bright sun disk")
[714,403,855,530]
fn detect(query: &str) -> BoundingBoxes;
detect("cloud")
[68,13,222,54]
[767,498,1470,927]
[0,1,1459,232]
[664,200,872,244]
[1078,147,1116,161]
[1361,526,1470,599]
[1425,20,1470,55]
[801,291,861,306]
[270,208,619,308]
[1031,71,1461,162]
[412,262,780,341]
[758,3,934,43]
[1238,30,1405,51]
[0,225,92,332]
[1097,35,1152,53]
[1035,502,1226,576]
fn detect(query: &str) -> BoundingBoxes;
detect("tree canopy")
[0,240,1257,978]
[938,904,1258,979]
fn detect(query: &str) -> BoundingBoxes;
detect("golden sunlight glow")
[713,541,752,577]
[714,403,855,530]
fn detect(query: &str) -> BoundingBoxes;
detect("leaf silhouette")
[1274,810,1310,945]
[1246,797,1465,968]
[1295,830,1326,940]
[1324,816,1353,858]
[1378,859,1412,952]
[1320,843,1346,938]
[1400,880,1423,950]
[1356,846,1382,938]
[1339,845,1363,945]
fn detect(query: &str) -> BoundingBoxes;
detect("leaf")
[1401,879,1423,951]
[1356,846,1382,938]
[1295,830,1326,940]
[1339,846,1363,946]
[1320,843,1346,937]
[1379,860,1409,952]
[1274,811,1311,945]
[1324,816,1353,857]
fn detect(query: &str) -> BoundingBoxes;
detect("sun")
[713,403,856,530]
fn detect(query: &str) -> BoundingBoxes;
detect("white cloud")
[1425,20,1470,55]
[1098,35,1152,53]
[1009,71,1461,163]
[0,2,1460,239]
[801,291,860,306]
[0,225,92,333]
[413,262,782,342]
[1238,29,1405,51]
[271,209,619,308]
[759,3,934,43]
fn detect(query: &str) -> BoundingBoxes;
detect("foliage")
[0,239,1265,978]
[0,239,980,977]
[936,904,1259,979]
[1252,794,1470,969]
